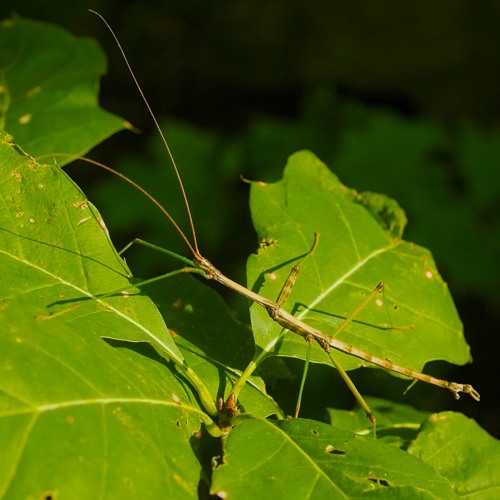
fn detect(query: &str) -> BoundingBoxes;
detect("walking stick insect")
[88,10,479,430]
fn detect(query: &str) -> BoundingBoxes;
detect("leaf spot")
[424,268,434,279]
[259,238,276,248]
[19,113,32,125]
[27,85,42,97]
[73,200,88,210]
[172,298,184,310]
[171,393,181,404]
[375,298,383,308]
[77,216,91,225]
[98,217,108,233]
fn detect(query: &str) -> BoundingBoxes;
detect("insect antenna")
[89,9,201,259]
[80,157,197,256]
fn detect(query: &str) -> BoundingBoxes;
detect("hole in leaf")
[311,429,319,436]
[368,477,390,487]
[325,444,346,455]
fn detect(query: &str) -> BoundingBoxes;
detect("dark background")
[2,0,499,437]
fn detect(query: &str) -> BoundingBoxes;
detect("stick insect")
[88,10,479,428]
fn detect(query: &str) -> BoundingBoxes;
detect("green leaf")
[0,134,212,496]
[0,133,186,367]
[247,151,472,385]
[211,418,457,499]
[0,14,490,498]
[0,307,203,498]
[146,274,283,419]
[327,397,431,440]
[332,106,500,299]
[407,412,500,499]
[0,16,126,162]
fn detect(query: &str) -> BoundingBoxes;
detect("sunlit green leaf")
[327,397,431,440]
[0,135,207,497]
[211,418,457,499]
[0,15,490,498]
[147,274,283,419]
[247,151,472,385]
[0,16,126,162]
[407,412,500,499]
